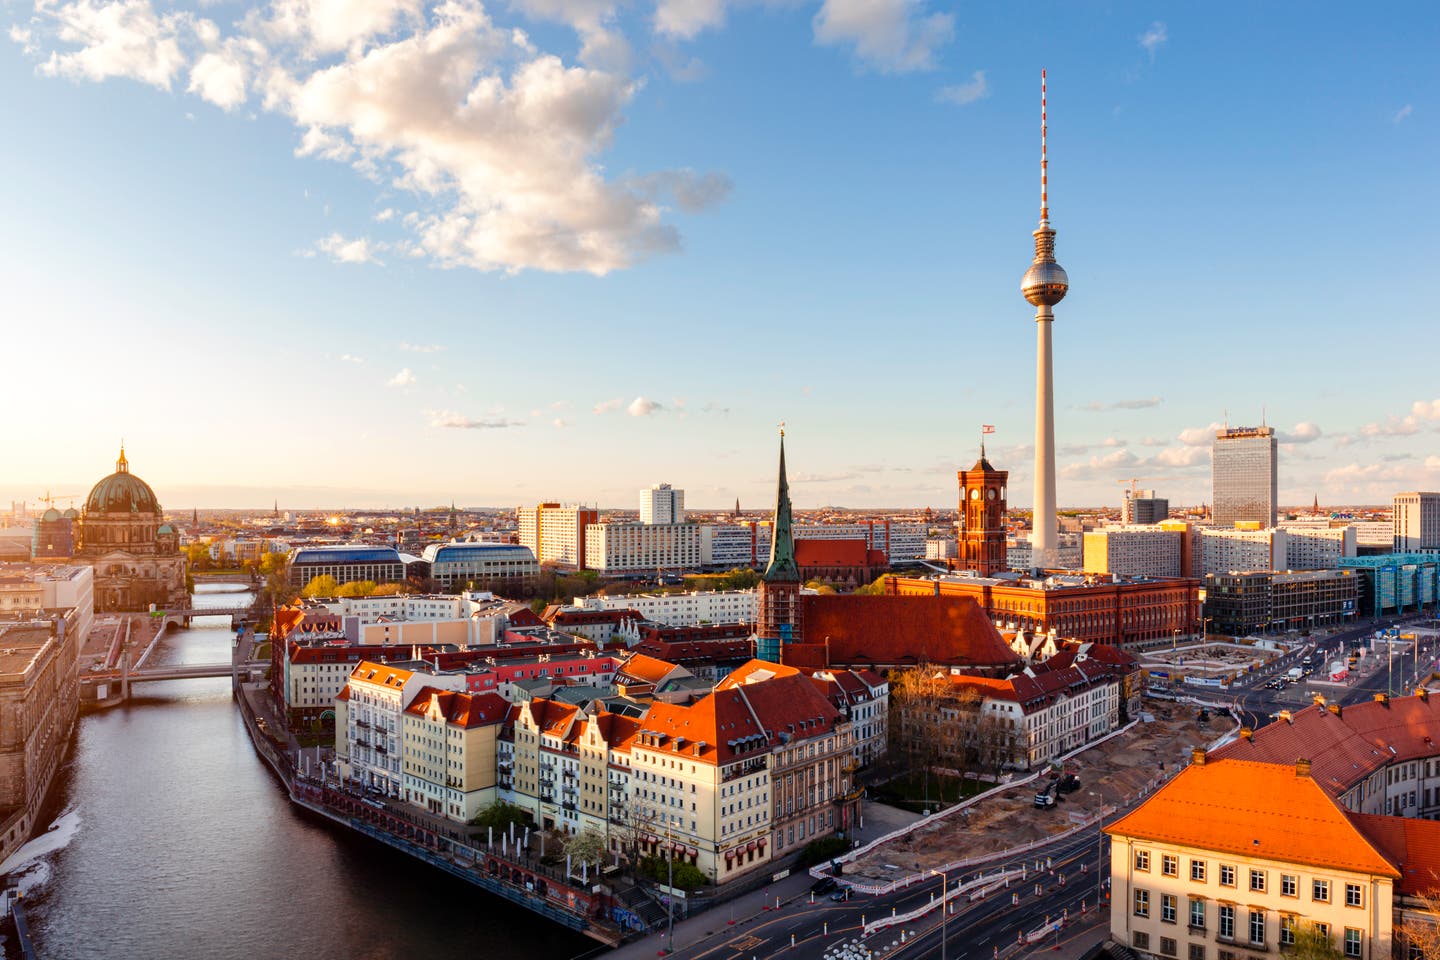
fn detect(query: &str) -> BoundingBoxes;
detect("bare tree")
[1399,888,1440,960]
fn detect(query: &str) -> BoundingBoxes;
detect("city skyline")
[2,4,1437,509]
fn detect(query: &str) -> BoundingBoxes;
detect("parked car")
[811,877,838,895]
[830,890,849,902]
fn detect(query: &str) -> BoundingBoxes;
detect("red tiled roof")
[404,687,508,727]
[1349,813,1440,895]
[795,539,869,567]
[634,637,755,664]
[1104,758,1401,878]
[796,594,1021,669]
[616,652,681,685]
[1212,692,1440,796]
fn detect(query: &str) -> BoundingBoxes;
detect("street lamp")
[929,868,949,960]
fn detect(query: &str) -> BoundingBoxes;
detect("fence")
[861,866,1023,937]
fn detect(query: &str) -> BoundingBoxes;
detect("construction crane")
[38,490,82,510]
[1117,477,1164,501]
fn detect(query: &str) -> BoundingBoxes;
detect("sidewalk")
[607,869,817,959]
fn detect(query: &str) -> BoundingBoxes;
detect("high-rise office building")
[639,483,685,525]
[1211,426,1277,528]
[1394,492,1440,553]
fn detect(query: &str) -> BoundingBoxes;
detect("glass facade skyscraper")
[1212,426,1277,528]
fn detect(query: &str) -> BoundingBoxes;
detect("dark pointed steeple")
[763,430,800,583]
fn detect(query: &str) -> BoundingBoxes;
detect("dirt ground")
[848,708,1228,881]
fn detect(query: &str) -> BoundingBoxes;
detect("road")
[651,820,1113,960]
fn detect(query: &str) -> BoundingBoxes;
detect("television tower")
[1021,69,1069,570]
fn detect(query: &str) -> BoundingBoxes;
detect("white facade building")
[1394,492,1440,553]
[574,590,758,626]
[1279,523,1358,569]
[639,484,685,525]
[1083,527,1183,578]
[517,503,597,569]
[583,522,703,574]
[342,660,467,798]
[702,523,772,569]
[1200,527,1288,576]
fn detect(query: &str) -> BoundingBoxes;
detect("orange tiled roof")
[616,652,681,685]
[1212,692,1440,796]
[716,660,801,687]
[795,538,870,567]
[796,594,1020,669]
[350,660,414,687]
[1104,758,1400,878]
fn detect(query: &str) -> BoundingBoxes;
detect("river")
[3,585,592,960]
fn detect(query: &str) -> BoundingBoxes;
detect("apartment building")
[517,503,598,569]
[1278,523,1358,570]
[340,660,467,798]
[573,590,758,627]
[640,484,685,525]
[583,522,703,574]
[1394,492,1440,553]
[400,688,507,822]
[1083,527,1183,578]
[805,668,889,767]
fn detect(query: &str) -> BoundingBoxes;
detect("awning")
[688,847,698,857]
[724,849,735,861]
[745,840,757,852]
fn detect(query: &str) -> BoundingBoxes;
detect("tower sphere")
[1022,258,1069,307]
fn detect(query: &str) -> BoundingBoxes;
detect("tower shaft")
[1032,305,1057,568]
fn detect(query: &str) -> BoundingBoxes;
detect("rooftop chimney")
[1240,726,1253,741]
[1296,757,1312,778]
[1191,747,1207,766]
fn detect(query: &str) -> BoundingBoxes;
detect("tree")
[565,827,607,871]
[888,665,956,805]
[853,574,890,596]
[334,580,377,597]
[470,801,531,832]
[301,575,340,598]
[1399,889,1440,960]
[185,541,213,571]
[1286,921,1343,959]
[258,551,289,576]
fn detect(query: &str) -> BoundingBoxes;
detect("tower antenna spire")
[1040,68,1049,224]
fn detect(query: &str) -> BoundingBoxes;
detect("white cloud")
[427,409,526,428]
[1276,421,1322,444]
[552,417,568,428]
[313,232,382,264]
[400,341,445,353]
[9,24,39,54]
[387,367,416,387]
[652,0,729,40]
[1058,447,1138,480]
[812,0,953,73]
[1154,445,1208,468]
[1353,399,1440,441]
[38,0,190,89]
[593,397,623,414]
[627,396,662,416]
[1138,20,1167,59]
[24,0,728,277]
[1394,104,1414,124]
[935,69,987,106]
[338,353,364,363]
[1083,396,1162,412]
[1177,421,1224,446]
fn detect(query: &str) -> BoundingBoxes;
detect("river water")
[4,585,591,960]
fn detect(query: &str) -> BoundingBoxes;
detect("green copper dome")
[85,446,162,515]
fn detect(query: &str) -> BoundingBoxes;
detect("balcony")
[375,743,388,755]
[355,718,370,729]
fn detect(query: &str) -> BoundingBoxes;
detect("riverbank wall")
[230,675,623,946]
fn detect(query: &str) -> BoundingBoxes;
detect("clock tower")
[957,447,1008,576]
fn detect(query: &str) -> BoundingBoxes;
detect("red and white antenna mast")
[1040,68,1049,224]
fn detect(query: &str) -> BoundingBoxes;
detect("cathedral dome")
[85,447,162,515]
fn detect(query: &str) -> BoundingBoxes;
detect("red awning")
[745,840,757,852]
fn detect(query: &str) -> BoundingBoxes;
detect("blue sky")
[1,1,1436,511]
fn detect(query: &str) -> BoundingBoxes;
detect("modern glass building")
[1211,426,1277,528]
[1338,554,1440,616]
[420,541,539,590]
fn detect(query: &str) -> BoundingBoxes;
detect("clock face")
[970,489,980,500]
[987,489,996,500]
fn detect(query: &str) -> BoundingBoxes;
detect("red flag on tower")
[982,425,995,434]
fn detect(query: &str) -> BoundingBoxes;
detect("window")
[1133,932,1150,951]
[1249,910,1265,946]
[1220,864,1236,887]
[1162,894,1177,923]
[1136,849,1151,872]
[1191,859,1207,882]
[1280,916,1296,946]
[1163,854,1179,877]
[1344,928,1362,958]
[1189,945,1206,960]
[1190,898,1205,929]
[1315,922,1330,940]
[1160,937,1177,957]
[1134,889,1150,917]
[1250,869,1267,893]
[1281,874,1298,897]
[1313,879,1331,902]
[1218,905,1235,940]
[1345,882,1363,907]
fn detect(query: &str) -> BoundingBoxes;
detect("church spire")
[763,427,800,583]
[116,441,129,474]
